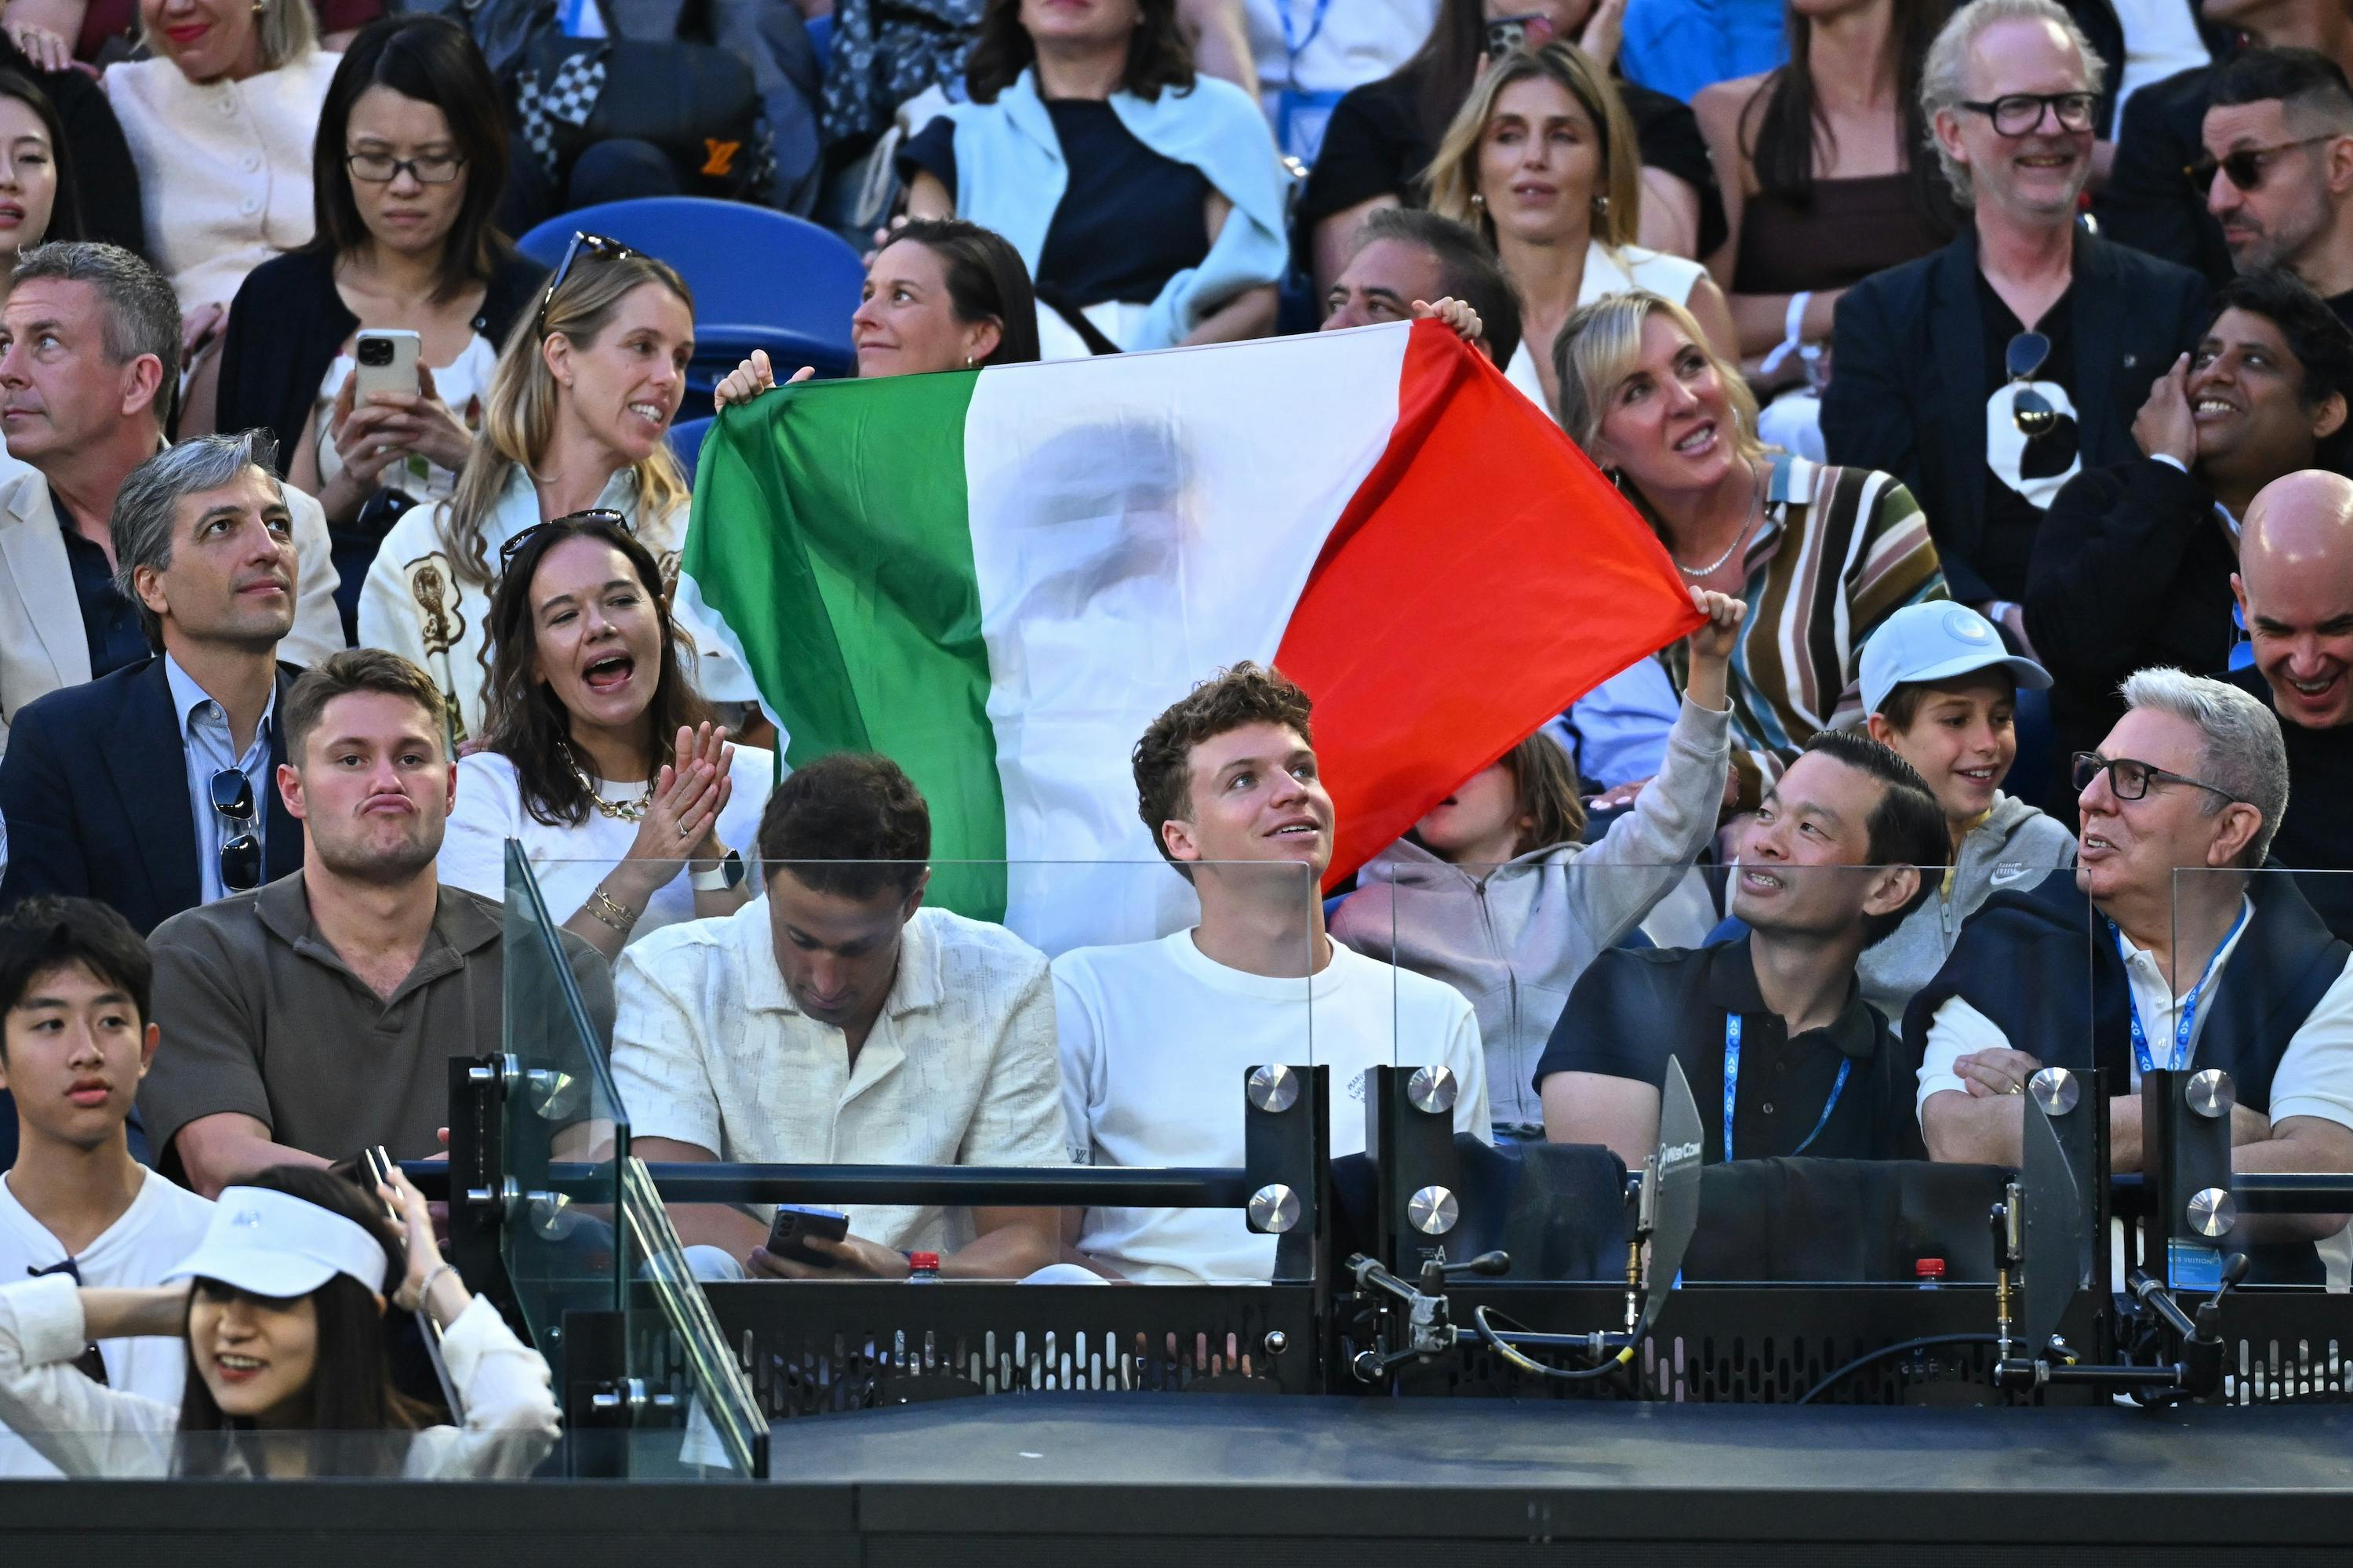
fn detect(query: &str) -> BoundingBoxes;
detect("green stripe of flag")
[685,374,1007,921]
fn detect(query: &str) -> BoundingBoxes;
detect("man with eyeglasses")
[0,243,342,764]
[2199,49,2353,329]
[2228,467,2353,940]
[1907,667,2353,1282]
[1825,0,2207,659]
[2025,268,2353,798]
[0,432,311,937]
[2105,11,2353,291]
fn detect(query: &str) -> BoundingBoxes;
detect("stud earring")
[1592,193,1609,216]
[1469,191,1485,209]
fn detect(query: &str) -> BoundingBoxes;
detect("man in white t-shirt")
[1055,661,1490,1284]
[0,896,212,1476]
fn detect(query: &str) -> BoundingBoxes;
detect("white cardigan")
[1504,241,1708,409]
[104,50,340,312]
[0,1273,560,1479]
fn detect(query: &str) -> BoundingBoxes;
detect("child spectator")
[1856,601,2077,1030]
[1331,588,1743,1141]
[0,897,212,1478]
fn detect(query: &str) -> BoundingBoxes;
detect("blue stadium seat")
[669,414,715,478]
[516,198,864,395]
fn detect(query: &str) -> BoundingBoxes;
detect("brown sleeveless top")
[1732,173,1948,296]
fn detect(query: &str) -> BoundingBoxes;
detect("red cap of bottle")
[908,1251,941,1271]
[1915,1257,1947,1280]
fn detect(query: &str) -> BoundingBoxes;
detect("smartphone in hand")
[765,1205,849,1267]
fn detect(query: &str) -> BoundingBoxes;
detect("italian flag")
[679,321,1699,955]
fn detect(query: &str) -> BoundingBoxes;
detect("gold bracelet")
[583,886,638,934]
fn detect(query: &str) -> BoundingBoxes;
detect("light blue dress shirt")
[163,654,276,906]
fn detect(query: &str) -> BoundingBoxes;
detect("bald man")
[2231,468,2353,938]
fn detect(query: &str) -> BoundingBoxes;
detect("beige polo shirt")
[140,873,616,1169]
[610,901,1069,1254]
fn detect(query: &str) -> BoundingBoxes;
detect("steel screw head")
[1247,1064,1300,1114]
[1248,1183,1301,1233]
[1407,1184,1459,1235]
[1407,1064,1459,1116]
[2028,1066,2080,1117]
[2187,1186,2237,1239]
[2186,1068,2236,1120]
[1263,1330,1289,1355]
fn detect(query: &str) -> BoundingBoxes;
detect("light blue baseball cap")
[1860,602,2052,717]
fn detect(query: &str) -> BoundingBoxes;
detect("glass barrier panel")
[2172,867,2353,1296]
[620,1156,766,1478]
[0,1428,562,1479]
[500,842,627,1399]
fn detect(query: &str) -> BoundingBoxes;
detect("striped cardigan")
[1657,456,1946,809]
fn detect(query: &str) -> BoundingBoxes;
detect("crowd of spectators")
[3,0,2353,1473]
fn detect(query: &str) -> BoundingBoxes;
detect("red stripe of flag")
[1274,320,1703,886]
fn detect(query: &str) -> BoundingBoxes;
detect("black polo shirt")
[1533,937,1918,1164]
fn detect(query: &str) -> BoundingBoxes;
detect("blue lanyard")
[2110,900,2251,1076]
[1722,1013,1850,1163]
[1278,0,1333,63]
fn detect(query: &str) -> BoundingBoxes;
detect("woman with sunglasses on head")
[435,512,770,959]
[1556,288,1947,810]
[213,15,546,643]
[0,1163,560,1478]
[101,0,342,434]
[358,238,744,748]
[1424,41,1739,413]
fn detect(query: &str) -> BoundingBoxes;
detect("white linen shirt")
[104,51,340,312]
[610,901,1070,1253]
[1918,896,2353,1131]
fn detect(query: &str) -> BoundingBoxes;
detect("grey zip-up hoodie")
[1330,696,1733,1128]
[1857,791,2078,1035]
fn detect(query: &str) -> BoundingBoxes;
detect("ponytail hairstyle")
[175,1166,432,1477]
[441,252,694,588]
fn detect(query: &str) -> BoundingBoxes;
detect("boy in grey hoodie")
[1331,589,1744,1138]
[1857,603,2078,1033]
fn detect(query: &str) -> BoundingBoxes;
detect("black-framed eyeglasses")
[211,767,260,893]
[2071,751,2239,805]
[535,231,639,338]
[495,508,635,575]
[1957,91,2099,138]
[2006,330,2058,442]
[344,150,466,185]
[2186,134,2335,194]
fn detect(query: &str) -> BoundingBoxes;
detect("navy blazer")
[1821,226,2210,604]
[0,656,305,937]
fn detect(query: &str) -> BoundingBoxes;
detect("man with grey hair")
[0,431,311,935]
[1824,0,2207,650]
[1905,665,2353,1281]
[0,242,340,759]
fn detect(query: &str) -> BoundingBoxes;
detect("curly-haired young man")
[1051,662,1491,1283]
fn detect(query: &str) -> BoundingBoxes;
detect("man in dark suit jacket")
[2024,267,2353,792]
[2099,0,2353,289]
[0,432,307,937]
[1824,0,2209,645]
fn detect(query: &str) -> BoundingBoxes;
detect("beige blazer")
[0,453,347,755]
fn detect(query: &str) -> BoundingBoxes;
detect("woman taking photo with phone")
[437,511,771,959]
[359,240,747,747]
[0,1164,559,1479]
[213,15,545,639]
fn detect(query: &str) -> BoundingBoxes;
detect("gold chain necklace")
[564,744,655,822]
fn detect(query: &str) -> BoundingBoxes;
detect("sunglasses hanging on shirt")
[2006,331,2058,442]
[212,766,261,893]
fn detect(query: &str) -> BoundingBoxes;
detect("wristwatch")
[690,849,745,893]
